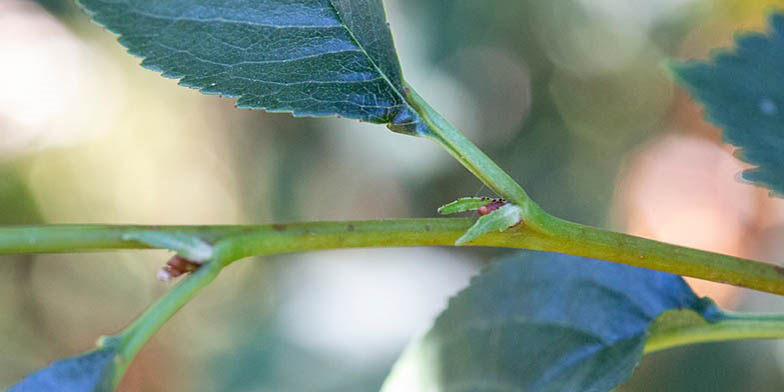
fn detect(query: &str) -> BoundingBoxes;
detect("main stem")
[3,219,784,295]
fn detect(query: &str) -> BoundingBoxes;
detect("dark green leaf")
[382,251,721,392]
[8,340,119,392]
[672,13,784,196]
[78,0,424,134]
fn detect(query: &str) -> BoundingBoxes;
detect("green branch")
[2,219,784,296]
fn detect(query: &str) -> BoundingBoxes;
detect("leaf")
[381,251,721,392]
[438,197,489,215]
[122,231,213,262]
[8,339,119,392]
[455,203,522,246]
[77,0,424,135]
[671,13,784,196]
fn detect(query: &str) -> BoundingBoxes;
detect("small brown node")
[775,265,784,277]
[157,255,200,281]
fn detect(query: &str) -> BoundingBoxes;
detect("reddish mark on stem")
[774,265,784,278]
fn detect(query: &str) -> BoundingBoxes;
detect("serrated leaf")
[382,251,721,392]
[437,197,488,215]
[672,13,784,196]
[78,0,424,135]
[455,203,521,245]
[8,340,119,392]
[122,231,213,262]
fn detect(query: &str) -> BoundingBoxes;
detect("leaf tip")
[454,235,472,246]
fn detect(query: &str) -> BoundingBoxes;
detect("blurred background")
[2,0,784,390]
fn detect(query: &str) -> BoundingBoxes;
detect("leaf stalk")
[645,312,784,354]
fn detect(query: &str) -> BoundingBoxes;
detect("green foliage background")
[3,0,784,390]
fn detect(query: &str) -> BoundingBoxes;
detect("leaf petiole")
[645,310,784,354]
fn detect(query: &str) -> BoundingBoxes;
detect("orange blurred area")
[613,133,784,308]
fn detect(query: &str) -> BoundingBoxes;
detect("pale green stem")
[2,220,784,295]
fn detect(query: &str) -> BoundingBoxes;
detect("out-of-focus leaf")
[382,252,721,392]
[0,166,42,224]
[455,203,521,245]
[672,13,784,196]
[77,0,424,135]
[8,339,119,392]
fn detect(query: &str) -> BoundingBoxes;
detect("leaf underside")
[78,0,425,134]
[382,251,720,392]
[672,13,784,196]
